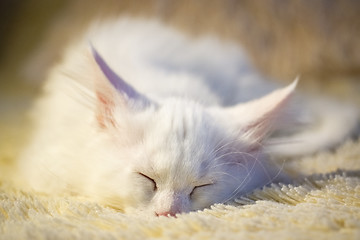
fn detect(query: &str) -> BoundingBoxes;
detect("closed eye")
[190,183,213,197]
[138,172,157,191]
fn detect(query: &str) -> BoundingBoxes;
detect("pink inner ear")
[241,111,280,151]
[89,45,153,128]
[96,93,116,128]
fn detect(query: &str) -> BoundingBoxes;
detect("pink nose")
[155,211,177,217]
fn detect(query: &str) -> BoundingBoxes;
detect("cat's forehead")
[141,99,224,178]
[150,99,217,138]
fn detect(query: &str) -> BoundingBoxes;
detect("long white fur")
[16,17,359,216]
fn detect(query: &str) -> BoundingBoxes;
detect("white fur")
[16,17,358,216]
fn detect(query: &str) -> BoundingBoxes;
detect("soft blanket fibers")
[1,94,360,240]
[1,170,360,240]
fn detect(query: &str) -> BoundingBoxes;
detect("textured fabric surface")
[1,105,360,240]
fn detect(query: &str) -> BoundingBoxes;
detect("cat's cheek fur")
[190,187,221,211]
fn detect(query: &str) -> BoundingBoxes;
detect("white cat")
[16,18,358,216]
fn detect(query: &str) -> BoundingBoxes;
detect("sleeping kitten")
[16,18,358,217]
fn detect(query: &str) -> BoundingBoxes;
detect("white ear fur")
[88,45,152,128]
[225,79,298,148]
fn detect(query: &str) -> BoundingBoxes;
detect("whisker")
[221,157,258,203]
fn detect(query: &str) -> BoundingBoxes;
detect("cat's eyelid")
[195,183,214,188]
[190,182,215,196]
[137,172,157,191]
[196,178,216,188]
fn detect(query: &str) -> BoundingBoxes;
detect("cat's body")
[16,18,358,216]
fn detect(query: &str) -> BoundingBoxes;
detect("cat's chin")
[123,204,194,217]
[122,206,160,217]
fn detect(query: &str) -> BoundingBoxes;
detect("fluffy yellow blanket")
[1,92,360,240]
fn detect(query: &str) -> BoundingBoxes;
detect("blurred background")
[0,0,360,162]
[1,0,360,92]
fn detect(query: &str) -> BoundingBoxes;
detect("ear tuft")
[225,79,298,149]
[90,44,145,102]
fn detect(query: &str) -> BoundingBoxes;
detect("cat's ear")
[225,79,298,149]
[89,45,151,128]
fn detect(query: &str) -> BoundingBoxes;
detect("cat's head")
[88,46,296,216]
